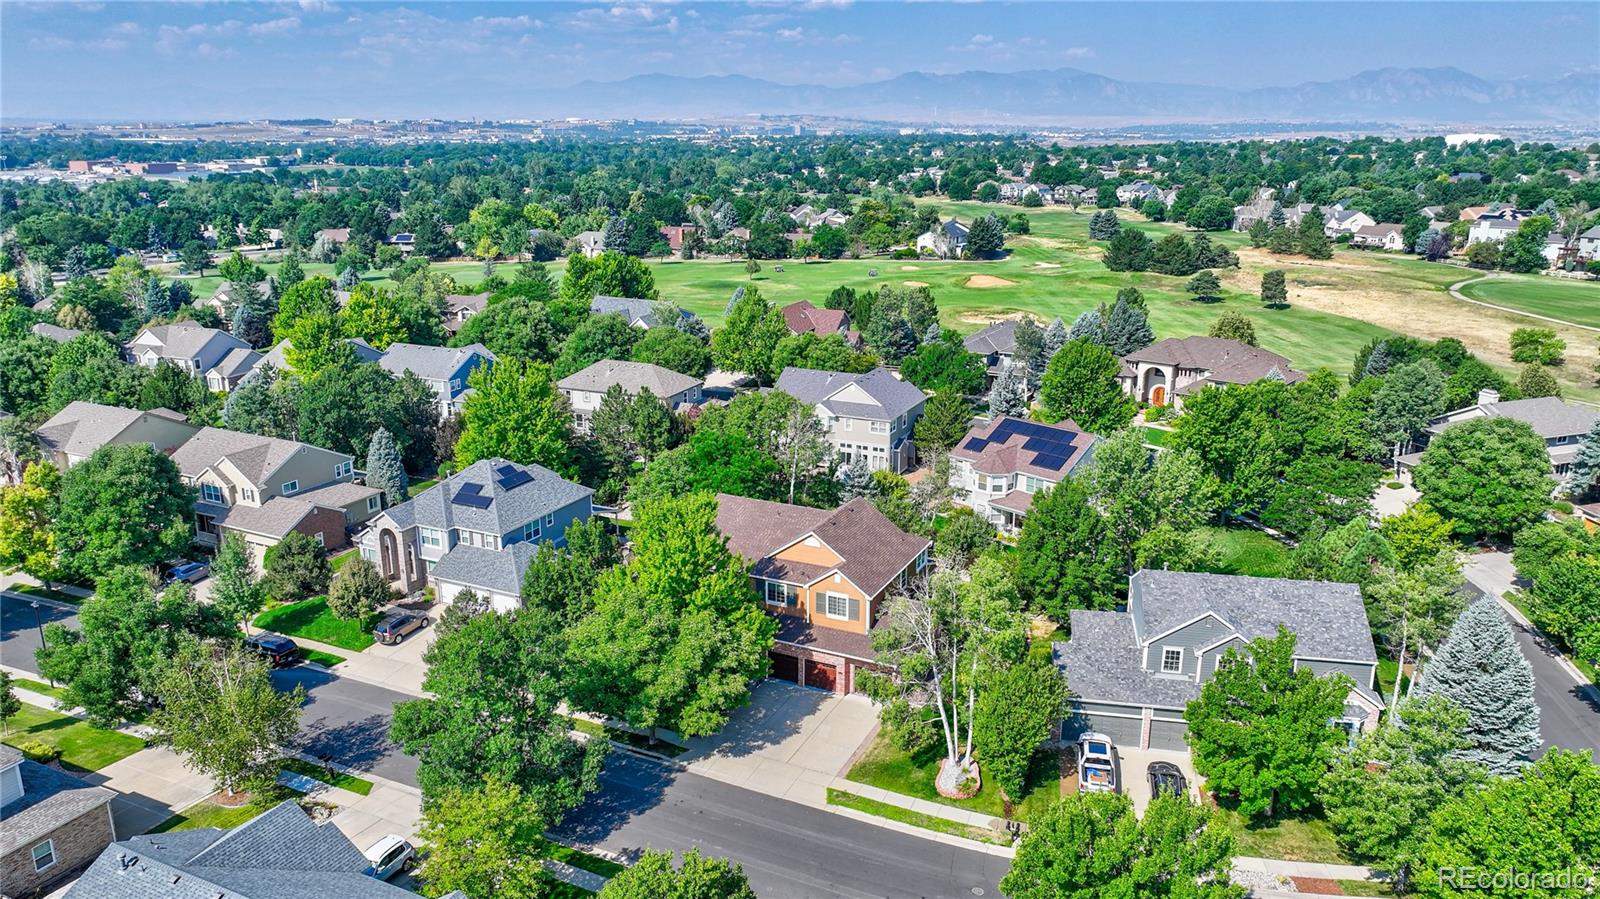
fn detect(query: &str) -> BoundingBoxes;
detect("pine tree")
[1268,202,1287,229]
[914,391,974,453]
[1416,599,1541,775]
[336,266,359,290]
[1567,419,1600,500]
[144,278,175,318]
[1260,270,1288,307]
[602,216,629,254]
[965,214,1006,259]
[277,254,306,290]
[1101,296,1155,356]
[1042,317,1068,361]
[1089,210,1121,241]
[1363,340,1393,379]
[987,365,1030,417]
[837,457,876,502]
[1297,209,1332,259]
[1067,309,1105,345]
[1267,225,1296,254]
[366,426,409,505]
[1247,219,1271,248]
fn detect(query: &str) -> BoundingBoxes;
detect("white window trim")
[822,592,850,621]
[544,513,555,527]
[201,483,224,503]
[522,521,542,542]
[1160,646,1184,674]
[31,839,56,873]
[281,480,299,495]
[420,526,442,549]
[367,496,381,512]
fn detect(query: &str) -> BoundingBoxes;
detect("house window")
[242,488,256,503]
[367,496,381,513]
[823,593,850,620]
[843,419,853,431]
[313,532,325,546]
[521,521,542,542]
[764,581,797,607]
[361,547,376,561]
[870,420,888,434]
[335,461,353,478]
[420,527,442,549]
[281,480,299,495]
[31,840,56,872]
[201,483,224,504]
[988,477,1007,494]
[1161,647,1184,674]
[544,513,555,527]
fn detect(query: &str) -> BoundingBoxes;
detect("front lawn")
[280,757,374,796]
[1194,525,1293,579]
[845,729,1062,823]
[1213,805,1349,864]
[12,678,66,700]
[1,702,147,772]
[9,583,84,605]
[151,787,304,833]
[539,840,626,878]
[328,549,358,572]
[301,648,347,668]
[254,598,377,652]
[828,788,1011,845]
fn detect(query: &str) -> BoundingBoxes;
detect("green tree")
[631,326,712,377]
[1101,293,1155,356]
[1080,428,1217,575]
[1186,627,1350,819]
[566,493,776,738]
[1001,792,1244,899]
[1260,269,1288,307]
[521,518,622,620]
[591,386,678,474]
[972,658,1068,806]
[1015,478,1121,617]
[1509,327,1565,365]
[1186,195,1237,231]
[454,359,575,477]
[598,849,758,899]
[1415,599,1541,775]
[1101,227,1153,271]
[0,461,61,588]
[416,777,550,899]
[151,642,304,797]
[209,532,265,632]
[630,430,783,505]
[711,287,786,383]
[914,391,974,453]
[262,532,331,601]
[1498,215,1555,273]
[1297,209,1333,258]
[559,251,659,304]
[365,426,409,505]
[770,332,877,381]
[1187,269,1223,300]
[1516,363,1561,398]
[1038,339,1136,434]
[0,671,19,735]
[55,444,193,579]
[964,214,1006,259]
[326,556,393,622]
[899,338,985,395]
[1208,310,1256,345]
[1368,359,1447,457]
[179,240,211,276]
[339,284,410,351]
[552,312,641,378]
[1413,417,1555,539]
[450,295,561,364]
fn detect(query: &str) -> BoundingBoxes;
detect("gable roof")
[775,367,927,421]
[941,218,969,240]
[378,342,495,382]
[952,415,1100,480]
[589,295,686,329]
[1355,223,1403,239]
[1134,569,1376,663]
[30,322,85,343]
[0,753,115,857]
[210,346,264,380]
[428,541,541,596]
[962,320,1018,355]
[259,337,383,371]
[170,426,344,485]
[1439,396,1599,439]
[1122,336,1306,387]
[556,359,702,398]
[780,300,849,337]
[378,457,591,537]
[130,323,252,361]
[35,401,196,460]
[715,494,930,599]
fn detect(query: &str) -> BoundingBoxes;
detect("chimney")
[1477,388,1500,406]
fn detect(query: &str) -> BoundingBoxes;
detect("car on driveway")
[373,610,429,645]
[245,632,301,667]
[162,559,210,584]
[1077,733,1118,794]
[1146,761,1186,799]
[363,834,415,880]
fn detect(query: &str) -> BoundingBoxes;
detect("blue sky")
[2,2,1596,121]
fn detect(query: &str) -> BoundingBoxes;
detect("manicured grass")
[1337,879,1397,897]
[280,757,374,796]
[827,788,1011,845]
[1213,806,1349,864]
[328,549,358,572]
[1194,525,1294,579]
[1141,425,1173,448]
[1,702,147,772]
[1458,275,1600,329]
[151,788,304,833]
[845,729,1062,822]
[409,477,439,493]
[253,597,377,652]
[1374,658,1408,702]
[566,715,688,757]
[540,840,626,878]
[12,678,66,700]
[9,583,84,605]
[301,648,347,668]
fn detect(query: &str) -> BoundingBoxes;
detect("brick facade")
[0,805,115,898]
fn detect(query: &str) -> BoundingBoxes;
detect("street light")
[29,601,53,688]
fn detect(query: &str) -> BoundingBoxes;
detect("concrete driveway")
[83,746,216,837]
[1114,747,1201,815]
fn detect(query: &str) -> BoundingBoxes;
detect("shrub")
[15,740,59,763]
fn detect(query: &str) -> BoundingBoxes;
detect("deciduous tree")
[326,556,393,622]
[55,444,193,579]
[1015,478,1121,617]
[1413,417,1554,539]
[454,359,575,477]
[416,777,550,899]
[1038,339,1136,434]
[152,642,303,797]
[598,849,757,899]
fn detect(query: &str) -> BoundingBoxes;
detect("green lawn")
[845,730,1062,823]
[1,702,147,772]
[8,583,84,605]
[1194,526,1294,579]
[12,678,66,700]
[1141,425,1173,448]
[328,549,358,572]
[539,840,626,878]
[1337,879,1397,897]
[301,648,347,668]
[151,787,304,833]
[828,788,1011,845]
[280,757,373,796]
[1458,275,1600,329]
[1213,806,1349,863]
[253,598,376,652]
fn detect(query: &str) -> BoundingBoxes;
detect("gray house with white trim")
[776,367,928,473]
[377,342,495,418]
[1055,570,1383,751]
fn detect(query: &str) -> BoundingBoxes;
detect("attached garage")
[1062,701,1144,747]
[1148,716,1189,751]
[768,652,799,683]
[804,659,840,692]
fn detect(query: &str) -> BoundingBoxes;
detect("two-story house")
[441,291,491,335]
[124,323,263,392]
[1396,390,1599,482]
[34,402,200,470]
[0,745,116,899]
[357,458,592,609]
[776,367,928,473]
[172,427,383,564]
[715,494,931,693]
[949,416,1100,533]
[556,360,704,434]
[1055,570,1383,752]
[962,320,1021,386]
[589,295,692,330]
[915,219,969,259]
[1324,208,1376,238]
[377,343,495,419]
[1116,336,1307,411]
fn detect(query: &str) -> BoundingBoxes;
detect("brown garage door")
[804,660,839,692]
[769,652,799,683]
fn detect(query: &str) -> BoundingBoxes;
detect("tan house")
[0,745,116,899]
[171,427,383,564]
[124,322,262,392]
[556,360,704,434]
[776,367,929,473]
[1352,223,1406,250]
[34,402,200,470]
[715,494,931,693]
[1117,336,1306,412]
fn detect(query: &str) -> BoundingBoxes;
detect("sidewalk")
[1464,551,1590,687]
[283,749,424,850]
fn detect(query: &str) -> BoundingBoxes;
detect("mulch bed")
[1292,876,1346,894]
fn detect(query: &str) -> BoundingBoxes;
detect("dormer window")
[1161,647,1184,674]
[201,483,224,504]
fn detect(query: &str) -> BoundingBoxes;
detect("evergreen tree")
[1260,270,1288,307]
[964,214,1006,259]
[277,254,305,291]
[986,365,1030,418]
[1101,295,1155,357]
[143,278,174,318]
[1088,210,1121,240]
[1516,364,1560,399]
[1247,218,1271,247]
[1102,228,1153,271]
[837,457,876,502]
[1363,340,1393,379]
[1268,202,1287,229]
[1296,209,1333,258]
[1416,599,1541,774]
[365,426,409,505]
[1041,317,1067,361]
[336,266,359,290]
[1267,225,1296,254]
[1187,270,1222,300]
[1066,308,1105,345]
[601,216,629,254]
[1567,418,1600,500]
[914,391,974,453]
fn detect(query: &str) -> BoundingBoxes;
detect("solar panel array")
[493,463,532,491]
[960,418,1083,473]
[451,482,493,509]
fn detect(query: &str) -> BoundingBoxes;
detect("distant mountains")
[553,66,1598,127]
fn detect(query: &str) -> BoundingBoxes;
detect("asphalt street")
[0,592,78,674]
[553,753,1009,899]
[268,665,421,787]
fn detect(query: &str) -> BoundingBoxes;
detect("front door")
[1150,385,1167,407]
[804,660,839,692]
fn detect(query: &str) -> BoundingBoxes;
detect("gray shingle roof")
[589,295,687,329]
[428,541,540,595]
[35,402,197,460]
[1459,397,1598,439]
[377,342,495,382]
[197,499,317,539]
[1135,569,1376,662]
[378,458,591,538]
[259,338,382,371]
[557,360,702,398]
[1056,610,1203,710]
[170,426,342,484]
[30,322,84,343]
[776,367,927,421]
[0,756,115,857]
[130,323,251,362]
[962,320,1017,355]
[210,346,264,380]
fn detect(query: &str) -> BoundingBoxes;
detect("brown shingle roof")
[715,494,929,598]
[1122,336,1305,387]
[780,300,849,337]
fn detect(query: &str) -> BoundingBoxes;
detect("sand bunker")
[1033,262,1062,269]
[966,275,1018,288]
[903,281,929,287]
[900,265,921,271]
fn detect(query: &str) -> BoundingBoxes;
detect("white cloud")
[471,14,544,30]
[249,16,301,35]
[29,35,127,51]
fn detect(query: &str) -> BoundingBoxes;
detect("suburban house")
[1324,208,1376,238]
[124,322,262,392]
[1055,570,1384,751]
[1577,224,1600,260]
[776,366,929,473]
[962,319,1020,384]
[659,224,698,254]
[1467,211,1525,245]
[1352,223,1406,250]
[556,360,705,434]
[441,291,491,334]
[358,457,592,605]
[201,281,272,319]
[66,800,459,899]
[1397,390,1599,482]
[0,745,117,899]
[34,401,199,469]
[590,295,690,330]
[779,299,860,346]
[949,416,1100,534]
[172,427,382,563]
[715,494,931,693]
[1115,180,1164,205]
[574,230,606,257]
[916,219,969,259]
[259,336,384,372]
[377,342,495,418]
[29,322,83,344]
[1117,336,1307,411]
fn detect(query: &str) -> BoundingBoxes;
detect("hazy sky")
[3,1,1596,121]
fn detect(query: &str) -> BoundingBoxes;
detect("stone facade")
[0,805,115,899]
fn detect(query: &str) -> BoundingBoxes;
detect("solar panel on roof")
[495,465,533,491]
[451,483,493,509]
[1032,453,1070,471]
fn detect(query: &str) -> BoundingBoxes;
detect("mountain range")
[553,66,1598,127]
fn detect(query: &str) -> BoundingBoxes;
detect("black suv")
[373,611,429,645]
[245,632,301,667]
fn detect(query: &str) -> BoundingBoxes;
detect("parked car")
[363,835,415,881]
[373,610,429,645]
[1146,761,1186,799]
[245,632,301,667]
[162,559,210,584]
[1076,733,1118,794]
